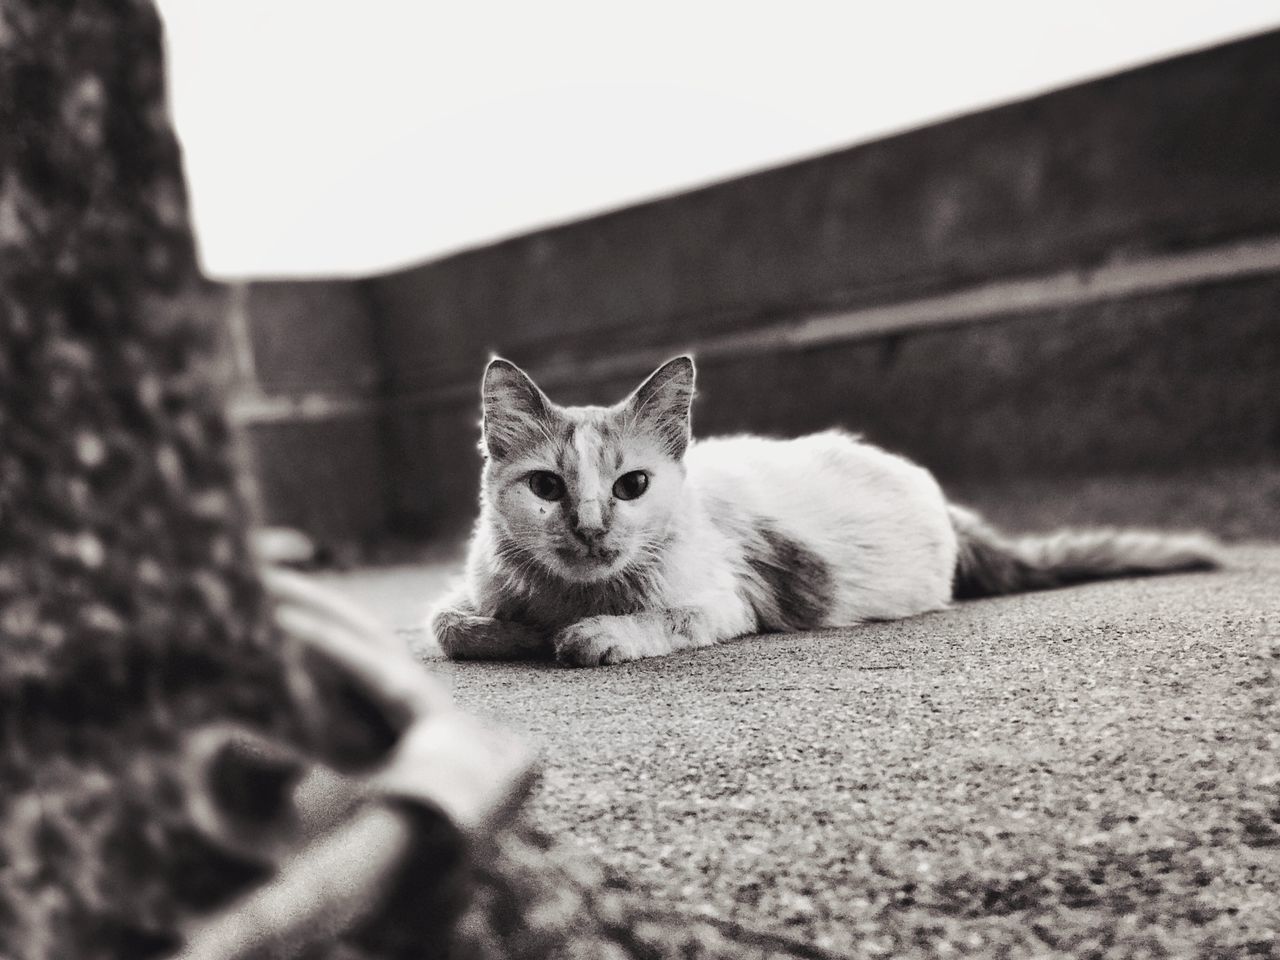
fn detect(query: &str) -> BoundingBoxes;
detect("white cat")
[427,356,1220,667]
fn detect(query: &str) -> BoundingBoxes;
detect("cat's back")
[686,430,956,621]
[686,429,940,512]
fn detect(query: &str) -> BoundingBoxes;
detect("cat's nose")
[572,499,606,541]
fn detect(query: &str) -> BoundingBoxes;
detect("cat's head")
[478,356,695,583]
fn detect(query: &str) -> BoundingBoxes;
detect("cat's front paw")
[553,617,645,668]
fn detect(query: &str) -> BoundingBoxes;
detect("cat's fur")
[428,356,1221,667]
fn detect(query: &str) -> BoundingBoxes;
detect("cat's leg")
[427,593,549,661]
[553,600,753,667]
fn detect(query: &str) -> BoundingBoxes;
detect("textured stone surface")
[333,547,1280,959]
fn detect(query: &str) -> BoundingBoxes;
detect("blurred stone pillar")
[0,1,455,956]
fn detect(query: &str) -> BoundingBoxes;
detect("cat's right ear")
[481,358,553,460]
[626,355,696,458]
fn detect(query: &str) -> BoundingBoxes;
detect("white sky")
[156,1,1280,280]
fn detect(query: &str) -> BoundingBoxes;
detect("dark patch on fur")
[553,421,577,473]
[952,525,1039,599]
[746,526,833,631]
[552,422,580,530]
[594,417,621,448]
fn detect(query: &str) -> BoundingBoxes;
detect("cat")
[427,355,1221,667]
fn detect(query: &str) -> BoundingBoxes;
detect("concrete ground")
[318,546,1280,958]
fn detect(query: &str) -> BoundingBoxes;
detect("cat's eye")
[528,471,565,501]
[612,470,649,501]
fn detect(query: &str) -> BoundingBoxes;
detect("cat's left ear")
[625,356,695,458]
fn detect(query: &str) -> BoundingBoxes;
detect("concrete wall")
[233,30,1280,544]
[230,282,391,543]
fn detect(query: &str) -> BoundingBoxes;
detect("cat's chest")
[489,571,657,630]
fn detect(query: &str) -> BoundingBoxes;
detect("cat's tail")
[949,504,1223,600]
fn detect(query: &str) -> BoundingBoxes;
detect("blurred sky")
[156,1,1280,280]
